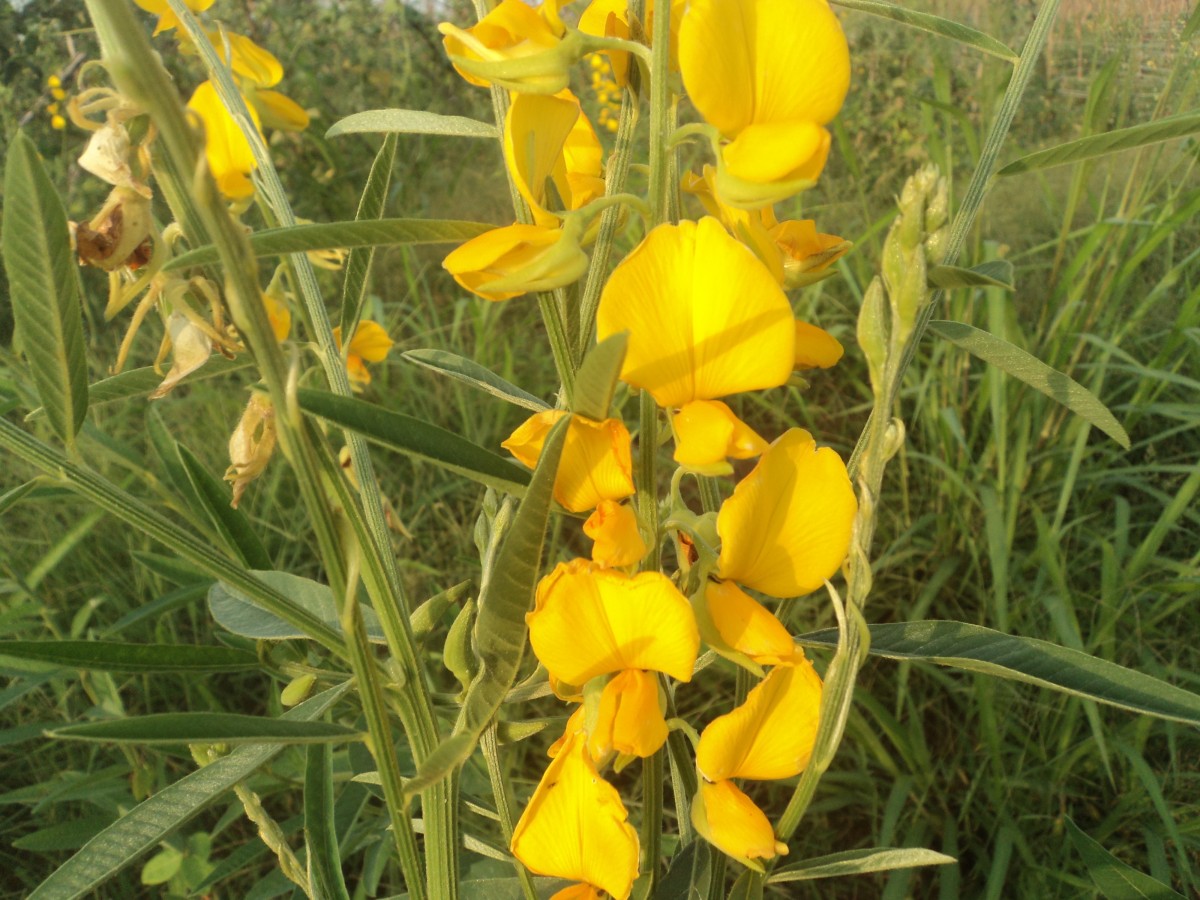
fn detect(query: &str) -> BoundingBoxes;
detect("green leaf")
[12,817,116,852]
[573,332,628,421]
[326,108,498,140]
[767,847,957,883]
[0,641,258,673]
[163,218,492,272]
[2,131,89,448]
[798,620,1200,726]
[0,480,40,517]
[402,349,549,412]
[25,356,254,421]
[405,417,568,797]
[177,443,272,570]
[139,848,183,886]
[1066,819,1183,899]
[47,712,359,745]
[208,569,388,643]
[728,869,764,900]
[997,113,1200,175]
[927,320,1130,448]
[297,388,530,495]
[340,132,397,335]
[829,0,1018,62]
[1183,1,1200,40]
[654,840,711,899]
[28,684,349,900]
[305,744,351,900]
[928,261,1014,291]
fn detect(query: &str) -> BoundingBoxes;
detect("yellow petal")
[550,885,603,900]
[590,670,668,759]
[580,0,686,85]
[440,0,564,87]
[721,120,828,185]
[262,291,291,343]
[345,320,394,363]
[583,500,647,568]
[696,656,822,782]
[702,580,796,666]
[528,560,700,684]
[502,411,635,513]
[691,779,787,868]
[250,89,310,132]
[511,731,639,899]
[596,218,795,408]
[206,30,283,87]
[442,222,588,302]
[187,80,261,199]
[505,92,601,227]
[672,400,767,468]
[134,0,214,33]
[547,706,587,758]
[794,320,844,369]
[716,428,856,598]
[679,0,850,137]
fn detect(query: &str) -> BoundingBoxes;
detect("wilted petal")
[528,560,699,684]
[696,655,822,782]
[511,731,639,899]
[151,312,212,398]
[691,779,787,869]
[716,428,856,598]
[584,500,646,567]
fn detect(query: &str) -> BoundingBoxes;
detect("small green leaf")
[297,388,531,495]
[2,132,89,448]
[28,684,349,900]
[654,840,711,899]
[573,332,628,421]
[403,349,549,412]
[47,712,359,745]
[164,218,492,271]
[767,847,956,883]
[997,113,1200,176]
[177,443,272,570]
[140,848,183,886]
[928,320,1130,448]
[208,569,388,643]
[326,108,498,139]
[928,261,1014,291]
[0,641,258,674]
[830,0,1018,61]
[1183,1,1200,40]
[340,133,397,335]
[728,869,764,900]
[0,480,40,517]
[305,744,351,900]
[799,620,1200,726]
[1066,819,1183,899]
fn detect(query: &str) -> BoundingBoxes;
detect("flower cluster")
[437,0,857,894]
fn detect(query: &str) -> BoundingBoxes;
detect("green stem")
[482,725,538,900]
[646,0,674,225]
[640,749,665,891]
[637,391,661,571]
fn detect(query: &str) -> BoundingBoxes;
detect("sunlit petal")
[584,500,647,568]
[440,0,564,89]
[793,320,844,369]
[721,120,826,184]
[691,779,788,869]
[205,30,283,87]
[702,580,796,666]
[249,89,310,132]
[187,80,261,199]
[672,400,767,468]
[591,669,669,759]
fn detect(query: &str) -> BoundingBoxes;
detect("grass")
[2,0,1199,896]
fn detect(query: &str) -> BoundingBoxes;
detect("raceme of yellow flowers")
[435,0,857,895]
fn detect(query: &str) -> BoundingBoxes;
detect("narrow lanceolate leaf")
[767,848,957,883]
[405,418,568,797]
[997,113,1200,176]
[340,132,398,335]
[0,641,257,674]
[654,840,712,899]
[177,444,272,570]
[164,218,492,271]
[928,320,1130,448]
[2,132,89,448]
[402,349,549,412]
[1066,819,1184,899]
[929,260,1014,291]
[47,712,359,745]
[326,108,498,140]
[573,332,628,421]
[305,744,351,900]
[830,0,1017,62]
[727,869,764,900]
[297,388,531,495]
[28,684,349,900]
[798,620,1200,726]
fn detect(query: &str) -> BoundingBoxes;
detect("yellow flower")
[794,319,843,370]
[511,730,639,899]
[133,0,215,34]
[696,655,822,782]
[716,428,856,598]
[578,0,686,86]
[439,0,579,93]
[591,669,669,760]
[442,221,588,302]
[332,320,394,388]
[502,410,634,513]
[697,579,797,667]
[691,779,788,869]
[583,500,646,567]
[504,92,604,229]
[203,29,284,87]
[679,0,850,202]
[528,560,699,687]
[187,80,260,199]
[672,400,768,470]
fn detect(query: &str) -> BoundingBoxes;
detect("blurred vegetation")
[2,0,1199,897]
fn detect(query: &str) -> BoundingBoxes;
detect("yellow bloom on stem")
[528,560,699,686]
[247,88,310,132]
[332,320,394,389]
[442,220,588,302]
[716,428,856,598]
[794,319,843,370]
[698,579,796,667]
[133,0,214,34]
[511,730,639,899]
[583,499,646,567]
[439,0,578,93]
[502,410,634,513]
[203,29,284,87]
[672,399,768,470]
[504,92,604,229]
[696,654,823,782]
[591,669,670,760]
[691,779,788,869]
[187,80,261,200]
[578,0,686,86]
[679,0,850,203]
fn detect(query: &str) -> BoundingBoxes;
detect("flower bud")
[857,277,889,392]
